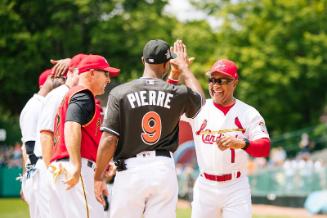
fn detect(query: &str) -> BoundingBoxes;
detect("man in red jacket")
[48,54,120,218]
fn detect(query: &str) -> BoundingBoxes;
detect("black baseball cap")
[143,39,177,64]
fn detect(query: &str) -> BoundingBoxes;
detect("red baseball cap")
[77,54,120,78]
[38,69,53,87]
[209,59,238,79]
[68,53,87,72]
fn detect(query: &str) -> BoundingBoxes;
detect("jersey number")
[141,111,162,145]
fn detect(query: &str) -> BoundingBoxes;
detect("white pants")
[110,154,178,218]
[192,175,252,218]
[21,159,50,218]
[48,158,104,218]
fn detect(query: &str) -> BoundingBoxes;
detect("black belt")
[131,150,171,158]
[56,157,95,170]
[115,150,171,172]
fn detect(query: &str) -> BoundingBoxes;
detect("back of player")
[102,78,201,218]
[105,78,200,160]
[97,39,203,218]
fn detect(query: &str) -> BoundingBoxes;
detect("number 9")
[141,111,162,145]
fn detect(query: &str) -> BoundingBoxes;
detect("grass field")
[0,198,289,218]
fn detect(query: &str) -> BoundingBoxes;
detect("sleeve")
[19,97,43,143]
[38,86,69,132]
[65,90,95,125]
[180,113,194,129]
[246,108,270,141]
[100,94,120,136]
[184,87,202,119]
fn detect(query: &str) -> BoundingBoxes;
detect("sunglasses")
[208,78,234,85]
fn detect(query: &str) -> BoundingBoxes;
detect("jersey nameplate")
[127,91,173,109]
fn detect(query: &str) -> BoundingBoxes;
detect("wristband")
[242,138,250,150]
[167,78,179,85]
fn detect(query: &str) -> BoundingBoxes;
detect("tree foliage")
[1,0,327,148]
[191,0,327,136]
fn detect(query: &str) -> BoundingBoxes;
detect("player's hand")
[104,162,116,181]
[170,40,189,73]
[50,58,71,78]
[216,135,245,151]
[20,189,26,203]
[94,180,109,206]
[168,56,195,81]
[64,167,80,190]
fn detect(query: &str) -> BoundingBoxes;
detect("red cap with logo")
[210,59,238,79]
[68,53,87,72]
[38,69,53,87]
[77,54,120,78]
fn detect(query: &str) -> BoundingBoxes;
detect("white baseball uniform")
[27,84,70,218]
[19,94,45,218]
[184,99,269,218]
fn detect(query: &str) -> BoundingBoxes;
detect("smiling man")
[183,59,271,218]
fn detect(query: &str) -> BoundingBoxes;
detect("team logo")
[165,50,171,59]
[196,119,207,135]
[234,117,246,133]
[259,121,268,133]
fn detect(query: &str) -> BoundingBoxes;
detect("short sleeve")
[184,87,202,118]
[66,90,95,125]
[100,94,120,136]
[247,109,270,141]
[38,86,69,132]
[19,95,44,143]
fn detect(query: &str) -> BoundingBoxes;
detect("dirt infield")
[177,200,327,218]
[253,204,327,218]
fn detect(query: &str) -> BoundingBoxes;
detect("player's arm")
[217,136,270,158]
[170,40,205,103]
[95,92,120,205]
[64,121,82,190]
[242,138,270,157]
[40,131,54,166]
[64,90,95,189]
[94,132,118,205]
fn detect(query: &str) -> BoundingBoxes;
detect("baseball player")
[94,39,204,218]
[19,68,64,218]
[48,54,120,218]
[20,54,85,218]
[181,59,271,218]
[39,53,86,166]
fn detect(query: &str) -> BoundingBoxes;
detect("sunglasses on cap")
[208,77,234,85]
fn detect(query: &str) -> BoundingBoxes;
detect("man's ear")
[141,57,145,64]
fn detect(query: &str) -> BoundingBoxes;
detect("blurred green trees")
[0,0,326,152]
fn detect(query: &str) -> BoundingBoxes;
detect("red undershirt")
[213,101,235,115]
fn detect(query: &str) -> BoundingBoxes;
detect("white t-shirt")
[19,94,45,144]
[34,85,69,157]
[184,99,269,175]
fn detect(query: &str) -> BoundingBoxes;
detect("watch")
[242,138,250,149]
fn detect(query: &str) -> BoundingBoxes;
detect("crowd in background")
[0,143,23,168]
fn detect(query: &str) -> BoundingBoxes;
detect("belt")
[203,171,241,182]
[56,157,96,170]
[132,150,171,158]
[115,150,171,172]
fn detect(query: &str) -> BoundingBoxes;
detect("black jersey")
[101,78,202,160]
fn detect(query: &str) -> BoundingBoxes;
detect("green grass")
[0,198,289,218]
